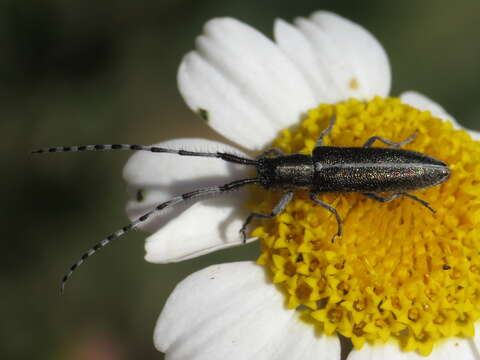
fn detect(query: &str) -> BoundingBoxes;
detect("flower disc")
[254,97,480,356]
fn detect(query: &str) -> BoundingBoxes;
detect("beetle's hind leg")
[363,192,436,213]
[315,115,337,147]
[363,133,416,148]
[310,193,343,242]
[240,191,294,243]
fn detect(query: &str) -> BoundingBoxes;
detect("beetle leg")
[240,191,294,243]
[363,133,416,148]
[309,193,343,242]
[363,192,436,213]
[258,148,284,158]
[315,115,337,147]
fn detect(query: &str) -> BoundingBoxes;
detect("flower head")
[123,11,480,359]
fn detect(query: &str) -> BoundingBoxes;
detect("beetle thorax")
[257,154,314,189]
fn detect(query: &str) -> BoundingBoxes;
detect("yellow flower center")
[254,97,480,356]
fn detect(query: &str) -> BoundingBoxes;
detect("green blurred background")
[5,0,480,359]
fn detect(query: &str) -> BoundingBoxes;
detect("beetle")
[33,115,450,292]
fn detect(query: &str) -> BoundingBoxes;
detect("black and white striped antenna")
[32,143,258,165]
[33,143,259,293]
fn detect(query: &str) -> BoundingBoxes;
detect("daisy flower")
[123,11,480,359]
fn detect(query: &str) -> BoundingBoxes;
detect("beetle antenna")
[32,144,257,166]
[60,177,259,294]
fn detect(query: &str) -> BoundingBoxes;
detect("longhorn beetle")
[33,115,450,292]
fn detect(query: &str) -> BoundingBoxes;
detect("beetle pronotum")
[33,115,450,292]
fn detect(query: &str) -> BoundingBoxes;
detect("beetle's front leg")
[309,193,343,242]
[363,133,416,148]
[363,192,435,213]
[315,115,336,147]
[239,191,294,243]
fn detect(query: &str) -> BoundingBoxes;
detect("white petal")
[347,338,480,360]
[144,195,256,263]
[400,91,480,142]
[123,138,250,233]
[155,262,341,360]
[400,91,456,123]
[123,138,258,263]
[468,130,480,141]
[178,17,317,151]
[274,11,390,103]
[473,322,480,354]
